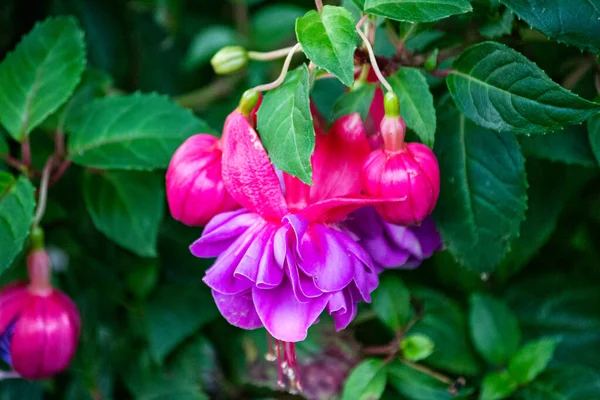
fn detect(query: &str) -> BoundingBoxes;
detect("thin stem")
[2,155,27,170]
[315,0,323,12]
[0,371,20,380]
[21,137,31,168]
[369,20,376,45]
[430,68,452,78]
[356,14,368,29]
[247,45,302,61]
[253,43,302,92]
[400,358,453,384]
[175,75,244,110]
[356,27,393,92]
[33,157,55,227]
[49,160,71,187]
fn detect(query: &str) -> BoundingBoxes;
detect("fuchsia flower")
[166,134,239,226]
[0,249,80,380]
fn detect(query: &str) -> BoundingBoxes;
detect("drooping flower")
[189,104,402,389]
[0,248,80,379]
[166,134,239,226]
[361,93,440,225]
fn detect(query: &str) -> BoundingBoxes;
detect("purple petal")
[190,209,260,258]
[286,255,323,302]
[234,224,276,283]
[256,228,284,289]
[213,290,263,330]
[252,279,331,342]
[327,290,357,331]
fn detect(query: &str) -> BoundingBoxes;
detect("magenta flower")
[191,111,391,344]
[0,250,80,380]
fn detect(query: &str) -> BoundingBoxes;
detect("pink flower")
[166,134,239,226]
[0,250,80,380]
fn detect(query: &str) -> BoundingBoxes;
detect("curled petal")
[212,290,263,330]
[221,110,288,221]
[253,279,331,342]
[327,290,357,331]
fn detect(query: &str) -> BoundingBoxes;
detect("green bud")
[238,89,259,116]
[424,48,439,72]
[400,334,435,362]
[211,46,248,75]
[384,91,400,117]
[30,225,45,251]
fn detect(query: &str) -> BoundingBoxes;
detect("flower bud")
[0,250,80,380]
[424,49,439,72]
[361,142,440,225]
[166,134,238,226]
[211,46,248,75]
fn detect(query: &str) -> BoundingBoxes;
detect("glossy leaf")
[517,366,600,400]
[257,66,315,184]
[410,287,481,375]
[447,42,600,134]
[364,0,472,22]
[342,359,387,400]
[500,0,600,51]
[389,68,436,147]
[371,274,410,331]
[0,16,86,140]
[0,173,35,273]
[433,99,527,272]
[331,84,376,123]
[68,93,211,170]
[296,6,357,87]
[83,171,164,257]
[479,371,518,400]
[145,285,218,362]
[508,338,558,384]
[469,294,521,366]
[400,334,435,362]
[520,125,596,167]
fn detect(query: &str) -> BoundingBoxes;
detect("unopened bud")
[424,49,439,72]
[211,46,248,75]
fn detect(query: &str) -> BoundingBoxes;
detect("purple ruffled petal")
[327,290,357,331]
[253,278,331,342]
[212,290,263,330]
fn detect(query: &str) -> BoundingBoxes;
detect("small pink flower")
[0,250,80,380]
[166,134,239,226]
[362,115,440,225]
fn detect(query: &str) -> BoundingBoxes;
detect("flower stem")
[315,0,323,12]
[356,26,393,92]
[356,14,368,29]
[247,45,302,61]
[33,156,55,227]
[21,137,31,168]
[253,43,302,92]
[400,358,454,384]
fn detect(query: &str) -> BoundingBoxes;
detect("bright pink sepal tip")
[166,134,239,226]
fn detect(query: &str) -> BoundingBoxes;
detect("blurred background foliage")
[1,0,600,399]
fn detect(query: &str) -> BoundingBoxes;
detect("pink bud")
[166,134,239,226]
[0,281,80,379]
[361,142,440,226]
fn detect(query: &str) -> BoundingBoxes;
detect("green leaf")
[0,134,7,156]
[296,6,357,87]
[517,366,600,400]
[68,93,211,170]
[508,338,558,384]
[250,5,306,50]
[389,68,436,147]
[447,42,600,134]
[83,171,164,257]
[469,293,521,366]
[433,99,527,272]
[410,287,481,375]
[480,8,514,38]
[342,359,387,400]
[0,16,86,140]
[331,84,376,123]
[520,125,596,167]
[145,285,218,362]
[500,0,600,52]
[364,0,472,23]
[0,380,43,400]
[588,114,600,166]
[506,273,600,371]
[257,66,315,184]
[388,360,473,400]
[400,334,435,362]
[371,273,411,331]
[479,371,518,400]
[0,173,35,273]
[183,25,239,71]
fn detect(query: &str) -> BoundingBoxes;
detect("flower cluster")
[166,89,441,390]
